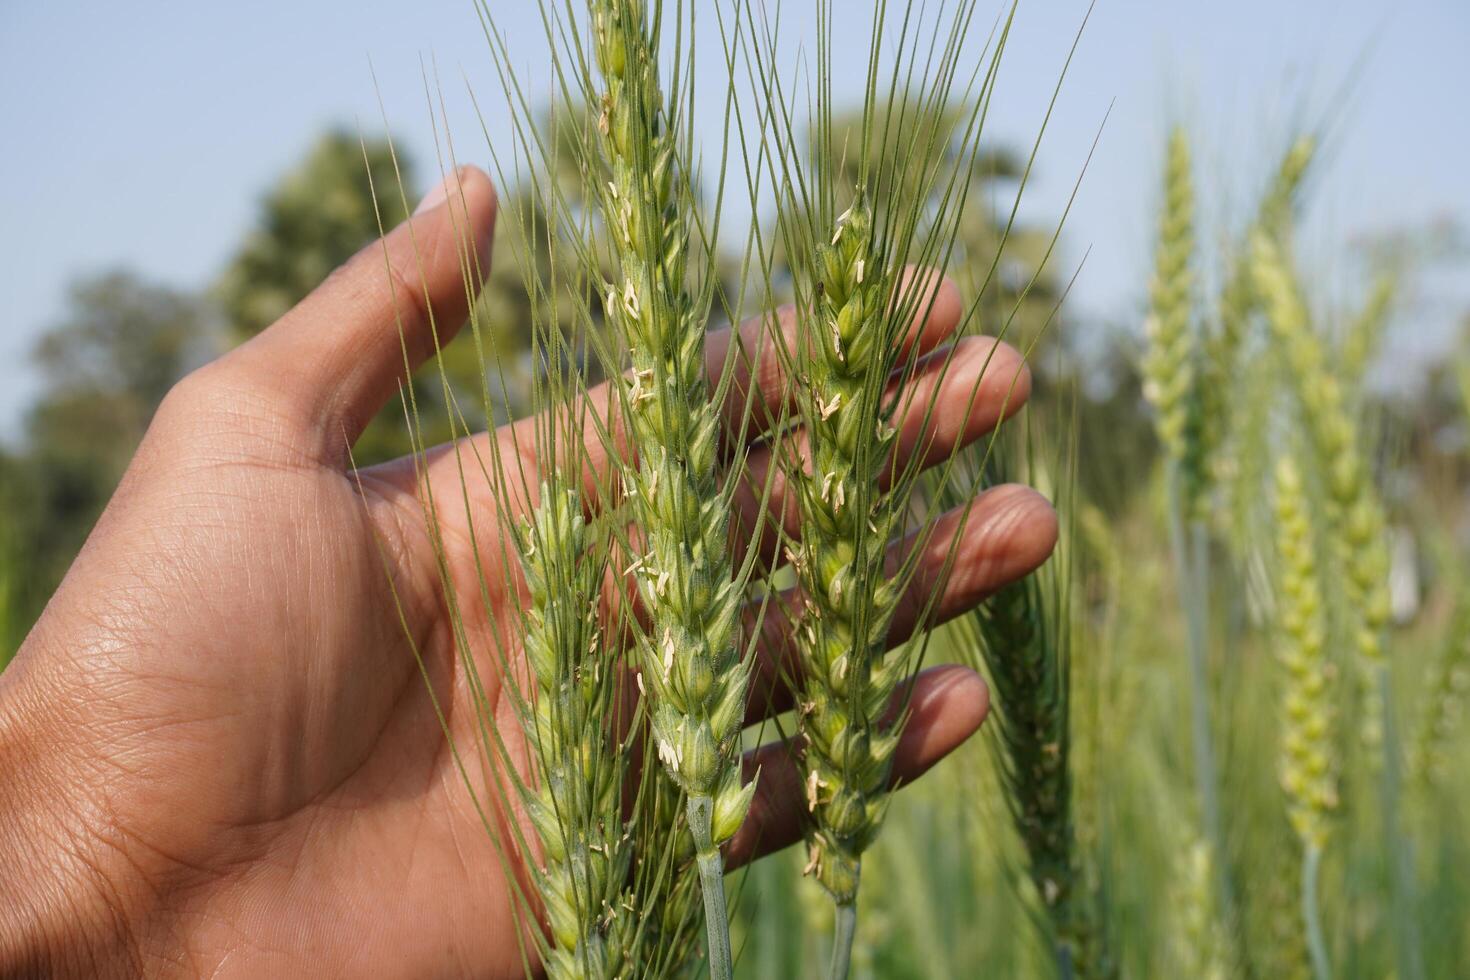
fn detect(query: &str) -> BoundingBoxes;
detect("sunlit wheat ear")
[579,3,754,976]
[781,193,906,914]
[1271,455,1339,849]
[1141,127,1206,515]
[1271,454,1337,980]
[747,3,1018,974]
[1142,126,1234,957]
[1251,232,1392,738]
[1214,134,1317,368]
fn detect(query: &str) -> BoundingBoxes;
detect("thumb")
[226,165,498,460]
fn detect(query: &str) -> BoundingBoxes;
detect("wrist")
[0,658,147,977]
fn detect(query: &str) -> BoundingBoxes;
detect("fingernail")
[413,173,453,216]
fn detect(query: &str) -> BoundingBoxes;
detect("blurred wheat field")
[724,119,1470,976]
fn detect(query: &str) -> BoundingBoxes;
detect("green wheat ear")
[785,191,906,911]
[1203,134,1317,509]
[944,428,1113,980]
[1141,127,1206,515]
[584,3,753,976]
[517,484,639,979]
[748,2,1024,974]
[1271,454,1337,980]
[1251,232,1392,718]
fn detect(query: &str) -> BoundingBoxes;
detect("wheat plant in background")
[1139,127,1238,960]
[953,444,1110,979]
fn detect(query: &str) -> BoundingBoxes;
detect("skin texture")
[0,166,1057,978]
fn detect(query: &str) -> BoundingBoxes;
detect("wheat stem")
[1302,843,1330,980]
[829,899,858,980]
[1166,469,1230,931]
[685,795,734,980]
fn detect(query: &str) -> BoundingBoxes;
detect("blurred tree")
[218,130,417,340]
[211,122,616,458]
[12,273,216,629]
[216,131,437,462]
[0,450,32,664]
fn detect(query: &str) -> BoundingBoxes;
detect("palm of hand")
[4,168,1053,978]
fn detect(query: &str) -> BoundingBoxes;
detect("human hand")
[0,166,1056,978]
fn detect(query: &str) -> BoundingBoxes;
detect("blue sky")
[1,1,1466,438]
